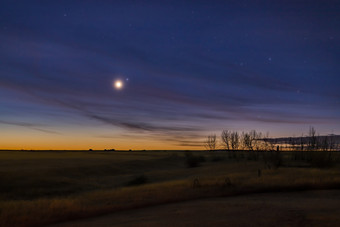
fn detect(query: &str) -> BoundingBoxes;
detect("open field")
[1,150,340,226]
[52,190,340,227]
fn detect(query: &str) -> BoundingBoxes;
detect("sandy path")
[51,190,340,227]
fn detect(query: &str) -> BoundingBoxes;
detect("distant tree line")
[204,127,340,152]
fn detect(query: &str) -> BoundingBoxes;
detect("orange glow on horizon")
[0,125,203,151]
[0,132,201,151]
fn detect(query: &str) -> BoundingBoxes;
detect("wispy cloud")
[0,120,61,134]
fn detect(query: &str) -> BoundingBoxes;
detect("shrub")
[263,151,282,169]
[126,175,148,186]
[246,151,259,161]
[291,150,307,161]
[185,153,206,168]
[211,155,224,162]
[308,151,334,168]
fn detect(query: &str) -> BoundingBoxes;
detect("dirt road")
[51,190,340,227]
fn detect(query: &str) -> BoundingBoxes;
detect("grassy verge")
[1,167,340,227]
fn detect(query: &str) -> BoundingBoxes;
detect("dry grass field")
[51,190,340,227]
[0,150,340,226]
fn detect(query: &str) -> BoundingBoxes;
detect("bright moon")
[114,80,123,90]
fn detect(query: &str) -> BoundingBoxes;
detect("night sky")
[1,1,339,150]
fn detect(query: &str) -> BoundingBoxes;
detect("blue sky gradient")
[1,0,339,149]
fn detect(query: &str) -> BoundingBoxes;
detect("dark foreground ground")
[1,150,340,226]
[51,190,340,227]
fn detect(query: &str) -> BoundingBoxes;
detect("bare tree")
[250,130,263,150]
[329,134,335,151]
[221,130,231,150]
[321,136,329,151]
[205,134,217,151]
[230,131,239,150]
[241,132,252,150]
[263,132,275,151]
[240,130,266,150]
[300,134,304,151]
[289,137,294,151]
[308,126,317,150]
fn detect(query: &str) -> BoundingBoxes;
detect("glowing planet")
[114,80,123,90]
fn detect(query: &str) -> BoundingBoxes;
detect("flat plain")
[0,150,339,226]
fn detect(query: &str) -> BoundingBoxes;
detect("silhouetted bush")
[192,178,201,188]
[185,153,206,168]
[227,151,241,161]
[263,151,282,169]
[246,152,259,161]
[308,151,334,168]
[291,150,307,161]
[211,155,224,162]
[126,175,148,186]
